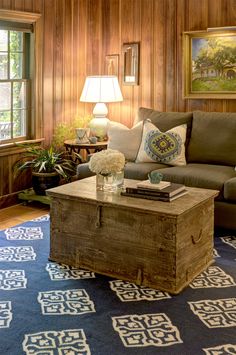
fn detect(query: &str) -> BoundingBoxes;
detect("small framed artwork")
[183,29,236,99]
[123,42,140,85]
[105,54,119,76]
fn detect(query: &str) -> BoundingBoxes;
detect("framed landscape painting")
[183,29,236,98]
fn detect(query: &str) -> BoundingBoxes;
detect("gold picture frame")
[183,29,236,99]
[123,42,140,85]
[105,54,119,76]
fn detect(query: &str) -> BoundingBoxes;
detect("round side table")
[64,139,108,163]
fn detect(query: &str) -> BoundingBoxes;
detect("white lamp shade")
[80,76,123,103]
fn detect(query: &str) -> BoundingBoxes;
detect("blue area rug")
[0,215,236,355]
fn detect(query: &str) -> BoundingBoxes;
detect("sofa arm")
[76,163,95,180]
[224,177,236,201]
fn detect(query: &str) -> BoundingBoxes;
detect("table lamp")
[80,75,123,141]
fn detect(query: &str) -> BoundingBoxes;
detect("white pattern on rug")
[5,227,43,240]
[203,343,236,354]
[213,248,220,258]
[0,246,36,262]
[112,313,182,347]
[0,270,27,290]
[31,214,50,222]
[189,298,236,328]
[0,301,12,328]
[190,266,236,289]
[46,263,95,280]
[110,280,171,302]
[220,236,236,249]
[22,329,91,355]
[38,289,96,315]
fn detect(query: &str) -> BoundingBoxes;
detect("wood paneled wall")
[0,0,236,207]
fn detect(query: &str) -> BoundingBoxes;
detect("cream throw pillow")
[107,121,143,161]
[136,120,187,166]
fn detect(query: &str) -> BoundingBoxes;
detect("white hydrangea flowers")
[89,149,125,175]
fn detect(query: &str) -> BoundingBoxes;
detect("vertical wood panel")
[43,0,54,144]
[33,0,43,13]
[140,0,153,109]
[176,0,187,111]
[153,0,165,111]
[63,0,73,124]
[76,0,88,117]
[24,0,34,12]
[187,0,209,112]
[207,0,223,27]
[224,0,236,115]
[207,0,224,112]
[12,0,24,10]
[54,0,64,126]
[71,0,79,119]
[120,0,135,127]
[0,0,13,9]
[2,157,10,194]
[165,0,177,111]
[87,0,102,74]
[102,0,122,123]
[224,0,236,24]
[132,0,141,123]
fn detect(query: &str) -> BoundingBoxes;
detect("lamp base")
[89,117,109,141]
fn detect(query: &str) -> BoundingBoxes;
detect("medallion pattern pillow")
[136,120,187,166]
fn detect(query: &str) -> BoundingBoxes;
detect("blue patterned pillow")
[136,120,187,166]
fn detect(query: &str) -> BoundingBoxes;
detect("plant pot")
[32,171,60,196]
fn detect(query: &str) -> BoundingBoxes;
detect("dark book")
[125,182,186,197]
[121,189,188,202]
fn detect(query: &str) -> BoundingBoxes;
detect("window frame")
[0,9,42,147]
[0,30,29,142]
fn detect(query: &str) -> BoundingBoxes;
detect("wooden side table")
[64,139,108,163]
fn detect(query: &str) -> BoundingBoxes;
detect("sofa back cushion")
[187,111,236,166]
[137,107,192,125]
[107,121,143,161]
[136,107,193,144]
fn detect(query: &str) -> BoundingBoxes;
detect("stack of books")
[121,179,187,202]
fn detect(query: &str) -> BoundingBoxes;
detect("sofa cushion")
[77,161,168,181]
[224,177,236,202]
[124,162,168,180]
[215,200,236,230]
[107,121,143,161]
[77,162,95,180]
[155,164,236,200]
[136,120,187,166]
[188,111,236,166]
[135,107,193,145]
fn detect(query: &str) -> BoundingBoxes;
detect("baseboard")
[0,192,21,209]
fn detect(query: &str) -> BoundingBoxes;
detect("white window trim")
[0,9,43,148]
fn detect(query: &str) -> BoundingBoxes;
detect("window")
[0,26,31,142]
[0,10,42,145]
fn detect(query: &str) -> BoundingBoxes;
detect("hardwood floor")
[0,202,50,230]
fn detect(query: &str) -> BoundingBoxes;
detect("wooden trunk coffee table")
[47,176,218,294]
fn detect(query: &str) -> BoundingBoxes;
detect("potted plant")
[13,144,76,195]
[52,114,92,149]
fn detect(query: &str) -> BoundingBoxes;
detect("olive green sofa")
[77,107,236,230]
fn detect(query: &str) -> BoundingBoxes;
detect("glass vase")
[96,170,124,192]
